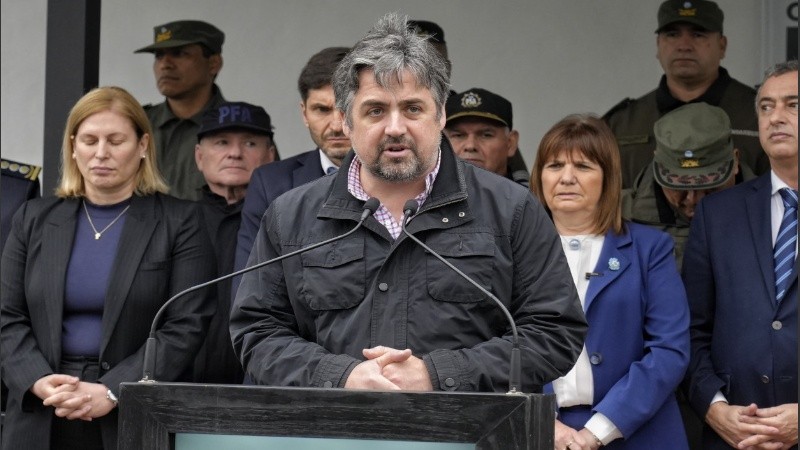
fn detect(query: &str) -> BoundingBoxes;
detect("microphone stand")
[400,200,523,394]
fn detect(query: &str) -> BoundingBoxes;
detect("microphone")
[400,200,523,394]
[584,272,603,280]
[141,198,381,382]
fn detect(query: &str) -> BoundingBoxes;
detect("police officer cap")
[446,88,513,129]
[135,20,225,54]
[653,102,734,190]
[656,0,724,33]
[197,102,273,141]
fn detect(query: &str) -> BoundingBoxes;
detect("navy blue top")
[62,199,130,356]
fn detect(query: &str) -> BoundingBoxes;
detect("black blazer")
[0,193,216,450]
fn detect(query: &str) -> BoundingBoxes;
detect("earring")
[141,154,146,159]
[72,153,76,159]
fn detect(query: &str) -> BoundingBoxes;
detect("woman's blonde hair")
[55,86,168,198]
[530,113,623,235]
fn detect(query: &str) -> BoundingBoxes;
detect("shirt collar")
[319,149,338,174]
[771,170,792,196]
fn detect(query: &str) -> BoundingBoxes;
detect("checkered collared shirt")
[347,151,441,239]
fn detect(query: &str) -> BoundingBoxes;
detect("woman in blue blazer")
[0,87,215,450]
[531,114,690,450]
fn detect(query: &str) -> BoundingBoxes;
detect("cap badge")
[678,2,697,17]
[608,258,620,271]
[461,92,482,109]
[683,150,694,158]
[680,160,700,168]
[156,27,172,43]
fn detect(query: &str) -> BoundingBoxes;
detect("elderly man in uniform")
[604,0,768,189]
[135,20,231,201]
[444,88,527,187]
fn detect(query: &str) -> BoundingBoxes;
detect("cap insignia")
[461,92,482,109]
[680,158,700,168]
[684,150,694,158]
[156,27,172,43]
[678,3,697,17]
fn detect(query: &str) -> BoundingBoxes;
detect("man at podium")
[230,13,587,394]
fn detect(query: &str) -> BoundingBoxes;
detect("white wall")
[2,0,780,175]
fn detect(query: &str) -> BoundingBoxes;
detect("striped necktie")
[774,188,798,303]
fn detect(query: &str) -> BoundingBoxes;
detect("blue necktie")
[326,166,338,175]
[774,188,798,303]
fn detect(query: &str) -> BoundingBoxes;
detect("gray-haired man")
[230,13,585,393]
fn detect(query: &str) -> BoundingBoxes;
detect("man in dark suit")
[682,60,798,450]
[234,47,350,283]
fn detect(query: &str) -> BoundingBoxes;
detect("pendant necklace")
[83,201,131,240]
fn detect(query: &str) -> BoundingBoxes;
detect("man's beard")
[364,135,439,183]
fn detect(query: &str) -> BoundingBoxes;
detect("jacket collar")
[656,67,732,113]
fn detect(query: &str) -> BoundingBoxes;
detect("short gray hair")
[756,60,798,107]
[333,12,450,127]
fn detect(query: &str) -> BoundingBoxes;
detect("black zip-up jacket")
[231,138,587,393]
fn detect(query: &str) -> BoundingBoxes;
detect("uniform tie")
[774,188,798,303]
[326,166,338,175]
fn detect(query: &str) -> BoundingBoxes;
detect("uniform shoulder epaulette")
[1,159,41,181]
[602,97,635,120]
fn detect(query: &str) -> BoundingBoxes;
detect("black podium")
[118,382,554,449]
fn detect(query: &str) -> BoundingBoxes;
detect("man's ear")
[194,143,204,171]
[209,54,223,77]
[507,130,520,157]
[300,101,309,127]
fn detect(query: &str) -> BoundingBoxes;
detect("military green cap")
[653,103,734,190]
[134,20,225,54]
[656,0,724,33]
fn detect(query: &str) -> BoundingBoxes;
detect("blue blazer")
[682,174,798,450]
[547,222,690,450]
[235,149,325,278]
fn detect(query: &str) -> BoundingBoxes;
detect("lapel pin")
[608,257,620,271]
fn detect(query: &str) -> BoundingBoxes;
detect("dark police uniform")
[604,68,769,189]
